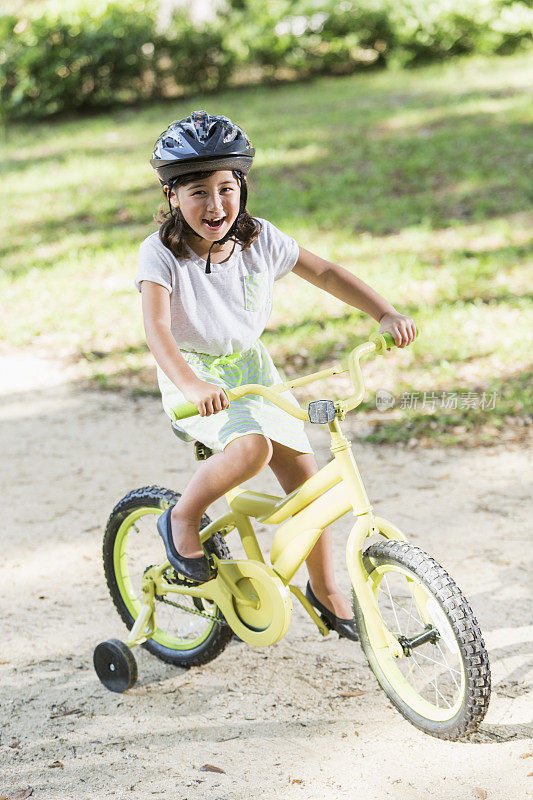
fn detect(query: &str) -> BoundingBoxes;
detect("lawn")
[1,51,532,445]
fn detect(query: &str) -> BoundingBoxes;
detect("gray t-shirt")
[135,218,299,356]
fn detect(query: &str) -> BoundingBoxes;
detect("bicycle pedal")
[170,569,198,587]
[194,441,213,460]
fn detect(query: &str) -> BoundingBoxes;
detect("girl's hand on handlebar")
[379,312,417,349]
[182,378,229,417]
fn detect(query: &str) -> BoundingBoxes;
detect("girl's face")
[170,170,241,242]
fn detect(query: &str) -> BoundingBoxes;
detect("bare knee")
[225,434,273,475]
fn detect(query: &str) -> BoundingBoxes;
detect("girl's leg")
[268,441,353,619]
[171,433,273,557]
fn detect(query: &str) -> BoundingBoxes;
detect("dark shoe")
[157,506,216,584]
[306,581,359,641]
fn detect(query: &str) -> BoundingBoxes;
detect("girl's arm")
[140,281,228,416]
[292,246,417,347]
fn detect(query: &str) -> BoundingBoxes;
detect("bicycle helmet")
[150,111,255,273]
[151,110,254,183]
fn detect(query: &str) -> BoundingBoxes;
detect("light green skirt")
[157,339,313,455]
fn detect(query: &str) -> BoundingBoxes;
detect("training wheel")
[93,638,138,693]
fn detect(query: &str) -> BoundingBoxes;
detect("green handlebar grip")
[169,400,199,421]
[369,330,397,353]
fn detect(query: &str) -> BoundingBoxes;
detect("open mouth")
[202,216,226,231]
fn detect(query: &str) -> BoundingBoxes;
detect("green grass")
[1,51,532,446]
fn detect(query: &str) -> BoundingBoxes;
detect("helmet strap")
[205,241,217,275]
[166,178,176,217]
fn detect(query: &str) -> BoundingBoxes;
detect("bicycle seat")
[170,420,195,443]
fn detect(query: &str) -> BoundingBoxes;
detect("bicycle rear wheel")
[352,540,491,740]
[102,485,234,667]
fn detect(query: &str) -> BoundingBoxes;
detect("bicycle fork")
[330,420,406,658]
[345,514,403,657]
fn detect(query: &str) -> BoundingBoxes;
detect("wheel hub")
[397,624,440,657]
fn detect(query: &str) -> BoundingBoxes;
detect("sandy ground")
[0,349,532,800]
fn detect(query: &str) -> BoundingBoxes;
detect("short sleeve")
[135,235,174,294]
[260,219,300,281]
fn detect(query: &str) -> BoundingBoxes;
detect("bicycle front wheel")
[352,540,491,740]
[102,485,234,667]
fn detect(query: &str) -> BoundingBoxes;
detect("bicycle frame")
[126,333,408,656]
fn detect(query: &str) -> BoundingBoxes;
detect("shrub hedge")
[1,0,531,119]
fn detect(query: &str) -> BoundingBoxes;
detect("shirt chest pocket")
[242,271,270,312]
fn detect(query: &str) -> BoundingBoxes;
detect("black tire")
[93,638,138,693]
[102,485,234,667]
[352,540,491,740]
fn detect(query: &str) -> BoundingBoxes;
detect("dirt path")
[0,350,531,800]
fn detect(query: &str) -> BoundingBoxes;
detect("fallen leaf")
[528,772,533,777]
[353,730,359,737]
[48,761,64,769]
[290,779,303,784]
[199,764,225,774]
[474,790,487,799]
[9,791,34,799]
[8,742,21,749]
[520,753,533,759]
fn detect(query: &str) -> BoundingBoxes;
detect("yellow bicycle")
[94,332,491,740]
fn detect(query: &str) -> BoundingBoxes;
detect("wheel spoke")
[379,585,425,635]
[434,650,439,709]
[435,641,461,690]
[405,594,414,638]
[413,648,461,675]
[383,575,401,632]
[376,568,461,709]
[409,653,453,708]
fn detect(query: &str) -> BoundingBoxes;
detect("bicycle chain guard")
[208,559,292,646]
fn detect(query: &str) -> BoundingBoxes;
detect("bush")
[386,0,533,66]
[0,1,235,119]
[0,2,158,118]
[225,0,533,74]
[157,11,236,93]
[0,0,531,120]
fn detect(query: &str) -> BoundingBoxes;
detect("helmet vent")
[150,112,255,183]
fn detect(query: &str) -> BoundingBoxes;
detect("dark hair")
[155,170,262,258]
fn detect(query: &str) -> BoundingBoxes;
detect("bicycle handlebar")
[169,331,397,424]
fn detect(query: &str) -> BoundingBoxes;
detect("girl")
[136,111,417,640]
